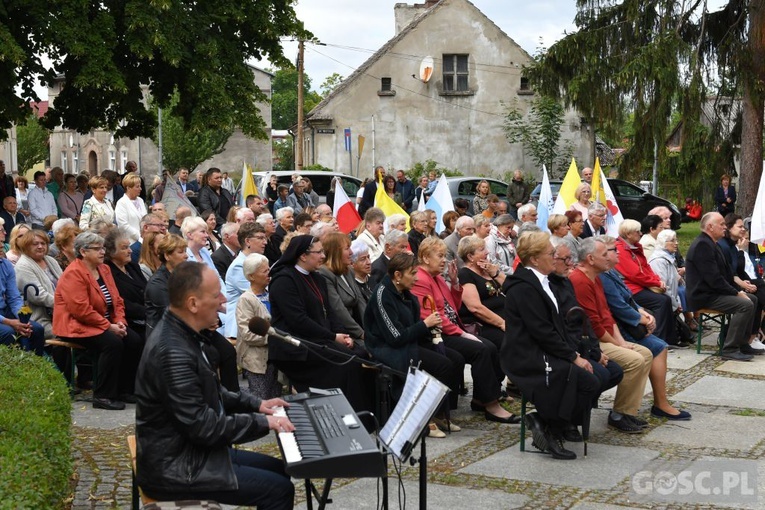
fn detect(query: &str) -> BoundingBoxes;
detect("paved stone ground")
[69,328,765,509]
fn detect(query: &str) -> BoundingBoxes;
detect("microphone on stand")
[248,317,302,347]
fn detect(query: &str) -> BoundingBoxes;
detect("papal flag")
[552,158,580,215]
[374,177,410,231]
[240,161,258,205]
[590,157,606,205]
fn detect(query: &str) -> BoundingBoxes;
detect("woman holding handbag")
[456,235,506,350]
[411,236,519,424]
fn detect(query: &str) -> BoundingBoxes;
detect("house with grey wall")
[301,0,593,181]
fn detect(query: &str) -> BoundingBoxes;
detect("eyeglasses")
[607,248,617,252]
[147,223,167,228]
[554,256,573,263]
[249,235,267,241]
[85,246,106,252]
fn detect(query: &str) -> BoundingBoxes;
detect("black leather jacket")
[135,311,269,495]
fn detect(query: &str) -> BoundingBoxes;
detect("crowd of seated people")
[8,164,760,468]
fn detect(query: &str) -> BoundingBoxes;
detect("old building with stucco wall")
[302,0,593,180]
[47,66,273,179]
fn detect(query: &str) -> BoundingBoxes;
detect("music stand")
[379,364,450,510]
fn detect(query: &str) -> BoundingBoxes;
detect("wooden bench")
[127,435,157,509]
[45,338,93,390]
[695,309,730,355]
[127,435,221,510]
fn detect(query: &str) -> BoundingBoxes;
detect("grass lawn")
[677,221,701,254]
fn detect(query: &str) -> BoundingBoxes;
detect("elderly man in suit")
[444,215,476,270]
[0,196,26,237]
[580,202,607,239]
[212,222,240,280]
[686,212,757,361]
[369,229,410,287]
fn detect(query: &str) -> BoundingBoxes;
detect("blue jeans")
[0,317,45,356]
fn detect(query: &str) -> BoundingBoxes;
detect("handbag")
[675,314,693,344]
[462,322,482,336]
[620,321,649,340]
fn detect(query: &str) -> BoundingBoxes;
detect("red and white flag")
[333,178,362,234]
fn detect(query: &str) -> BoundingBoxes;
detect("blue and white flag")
[424,174,455,234]
[537,165,554,232]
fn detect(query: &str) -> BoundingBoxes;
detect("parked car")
[529,179,682,230]
[413,176,509,214]
[252,171,363,205]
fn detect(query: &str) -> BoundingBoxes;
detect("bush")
[0,346,72,509]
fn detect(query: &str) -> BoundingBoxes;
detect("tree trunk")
[738,0,765,215]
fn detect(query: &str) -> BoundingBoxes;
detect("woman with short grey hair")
[236,253,281,399]
[74,231,105,258]
[648,229,695,330]
[484,214,515,275]
[54,230,144,410]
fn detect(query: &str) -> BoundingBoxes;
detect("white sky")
[33,0,727,98]
[278,0,575,89]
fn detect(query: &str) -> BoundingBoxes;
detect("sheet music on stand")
[379,366,449,462]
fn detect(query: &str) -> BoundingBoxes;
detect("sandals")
[428,422,446,438]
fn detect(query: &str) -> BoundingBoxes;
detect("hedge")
[0,346,72,509]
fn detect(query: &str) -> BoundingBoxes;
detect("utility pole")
[296,40,305,170]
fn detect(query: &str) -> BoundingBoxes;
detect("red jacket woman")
[53,231,144,411]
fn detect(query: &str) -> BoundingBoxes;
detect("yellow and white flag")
[374,177,410,231]
[552,158,580,214]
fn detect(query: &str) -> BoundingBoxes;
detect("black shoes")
[547,432,577,460]
[721,350,754,361]
[92,398,126,411]
[608,413,643,434]
[740,344,765,356]
[524,412,548,453]
[525,412,577,459]
[626,414,649,429]
[562,423,583,442]
[650,405,692,421]
[485,411,521,424]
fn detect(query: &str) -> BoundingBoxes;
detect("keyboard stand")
[304,478,333,510]
[302,472,390,510]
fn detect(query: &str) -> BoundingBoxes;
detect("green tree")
[527,0,764,212]
[273,138,294,171]
[1,0,309,140]
[16,114,49,173]
[404,160,463,180]
[320,73,344,97]
[151,92,233,171]
[271,68,321,130]
[503,96,574,176]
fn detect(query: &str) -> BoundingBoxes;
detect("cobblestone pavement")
[70,329,765,509]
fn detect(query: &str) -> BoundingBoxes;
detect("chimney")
[394,1,439,34]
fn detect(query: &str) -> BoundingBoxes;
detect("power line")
[307,47,511,119]
[312,41,527,77]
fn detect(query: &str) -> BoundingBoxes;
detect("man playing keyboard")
[135,261,295,509]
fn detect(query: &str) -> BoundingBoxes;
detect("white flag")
[536,165,554,232]
[424,174,455,233]
[750,161,765,244]
[600,169,624,236]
